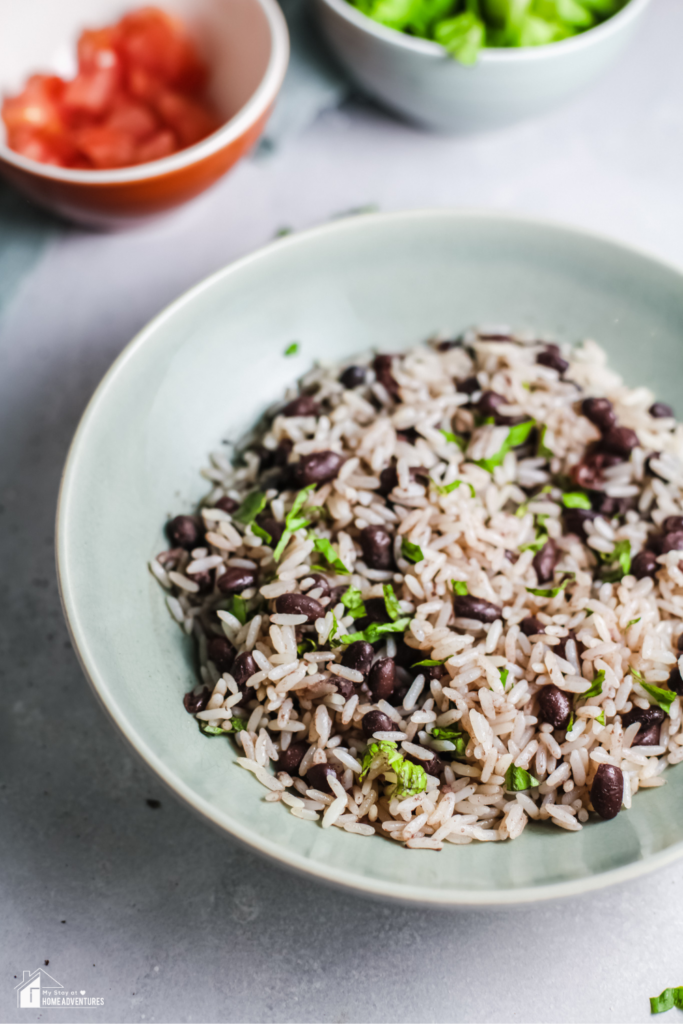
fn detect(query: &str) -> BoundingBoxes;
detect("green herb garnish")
[440,429,467,450]
[233,490,268,525]
[431,477,476,497]
[632,672,677,715]
[272,484,316,561]
[651,988,683,1014]
[284,342,299,356]
[229,595,248,625]
[340,617,412,646]
[538,425,554,460]
[412,658,445,667]
[627,617,641,627]
[309,535,350,574]
[499,668,509,690]
[340,586,367,620]
[525,574,573,598]
[401,538,424,563]
[200,716,246,737]
[504,765,540,792]
[382,583,402,622]
[251,520,272,544]
[599,538,631,582]
[297,638,318,656]
[430,727,468,755]
[561,491,592,510]
[475,419,536,473]
[452,580,468,596]
[580,669,605,701]
[359,740,428,798]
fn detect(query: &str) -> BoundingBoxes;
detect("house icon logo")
[14,969,63,1009]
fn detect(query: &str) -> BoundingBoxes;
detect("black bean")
[378,464,398,496]
[307,573,331,599]
[256,515,285,547]
[537,684,572,729]
[214,496,238,514]
[452,594,502,623]
[361,597,391,624]
[258,439,293,471]
[292,451,345,486]
[536,344,569,375]
[362,710,395,738]
[650,402,673,418]
[373,354,400,397]
[183,688,209,713]
[598,426,639,459]
[368,658,396,701]
[631,549,659,580]
[590,763,623,820]
[562,507,598,541]
[217,566,258,594]
[232,651,258,689]
[520,616,545,637]
[581,397,616,433]
[187,569,213,594]
[667,667,683,695]
[341,641,375,676]
[207,636,235,674]
[275,593,324,623]
[457,376,480,395]
[621,705,666,746]
[282,394,320,418]
[168,515,201,550]
[571,450,621,490]
[436,338,461,351]
[663,516,683,534]
[334,678,355,700]
[661,531,683,554]
[590,492,630,518]
[477,391,508,423]
[277,742,308,774]
[359,525,394,570]
[533,539,559,585]
[405,750,442,777]
[396,427,420,445]
[306,764,340,793]
[340,365,367,389]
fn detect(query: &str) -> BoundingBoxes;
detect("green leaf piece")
[525,574,573,598]
[412,658,445,667]
[434,11,486,64]
[430,727,468,755]
[229,595,248,626]
[538,425,554,460]
[431,477,476,497]
[475,419,535,473]
[627,617,641,627]
[499,667,509,690]
[452,580,469,596]
[639,680,676,716]
[504,764,540,792]
[284,342,299,356]
[340,586,367,620]
[273,485,317,561]
[310,535,350,574]
[561,491,592,510]
[297,638,318,656]
[340,617,412,646]
[580,669,605,701]
[251,520,272,544]
[650,988,683,1014]
[440,429,467,450]
[359,740,428,798]
[233,490,268,525]
[382,583,402,622]
[401,538,424,563]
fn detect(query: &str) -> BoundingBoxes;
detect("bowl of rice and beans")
[57,210,683,904]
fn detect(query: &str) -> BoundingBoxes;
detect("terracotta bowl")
[0,0,289,226]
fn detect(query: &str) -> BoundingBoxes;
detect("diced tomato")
[73,124,137,168]
[117,7,208,93]
[105,96,159,139]
[2,7,219,171]
[133,127,177,163]
[153,89,219,147]
[2,75,66,135]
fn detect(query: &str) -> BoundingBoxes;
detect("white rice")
[152,329,683,848]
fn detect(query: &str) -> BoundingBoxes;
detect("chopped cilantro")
[599,539,631,581]
[382,583,402,622]
[651,988,683,1014]
[440,429,467,450]
[228,595,248,625]
[515,502,529,518]
[475,419,536,473]
[525,574,573,598]
[504,765,540,792]
[272,484,316,561]
[339,617,412,646]
[200,716,246,736]
[538,425,554,460]
[233,490,268,525]
[431,478,476,497]
[297,638,318,656]
[627,617,641,627]
[452,580,468,596]
[580,669,605,701]
[595,708,606,726]
[561,491,592,510]
[284,342,299,356]
[412,658,445,667]
[309,535,350,574]
[251,520,272,544]
[340,586,367,620]
[359,740,427,798]
[519,530,549,554]
[401,538,424,563]
[430,727,467,755]
[328,611,340,643]
[632,671,677,715]
[499,668,509,690]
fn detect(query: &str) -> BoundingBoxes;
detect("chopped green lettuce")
[440,429,467,450]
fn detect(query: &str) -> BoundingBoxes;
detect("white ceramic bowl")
[313,0,652,132]
[0,0,289,226]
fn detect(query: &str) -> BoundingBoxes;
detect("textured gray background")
[2,1,683,1020]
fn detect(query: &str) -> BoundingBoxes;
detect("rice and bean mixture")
[150,329,683,849]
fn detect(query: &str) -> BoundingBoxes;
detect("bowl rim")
[0,0,289,185]
[315,0,651,63]
[56,207,683,907]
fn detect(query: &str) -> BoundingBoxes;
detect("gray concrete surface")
[2,1,683,1019]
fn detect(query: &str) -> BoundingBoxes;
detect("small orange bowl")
[0,0,289,227]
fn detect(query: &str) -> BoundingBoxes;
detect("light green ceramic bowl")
[313,0,652,132]
[57,210,683,906]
